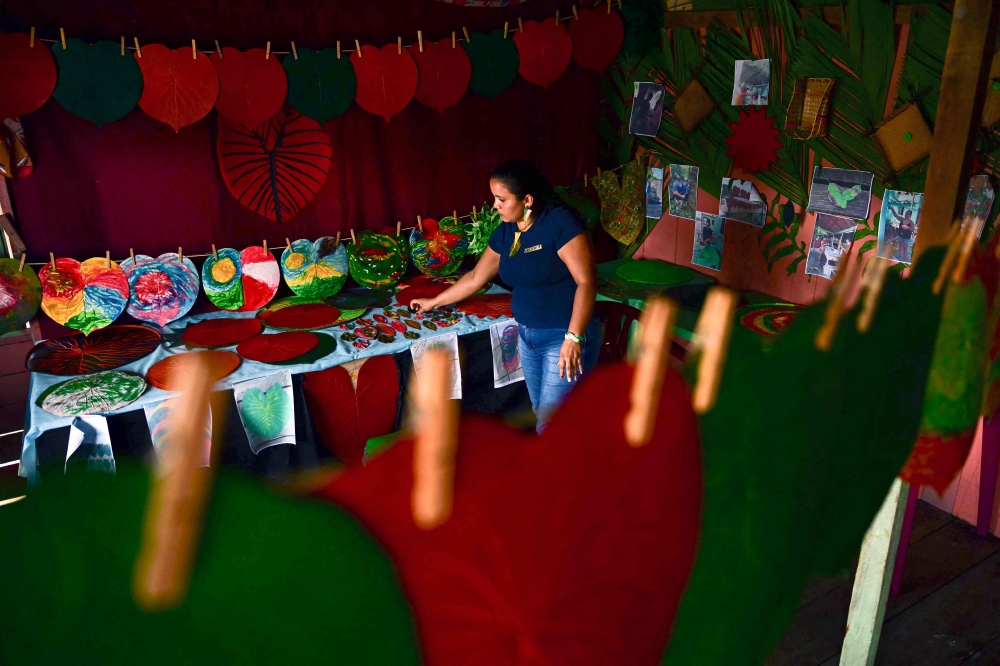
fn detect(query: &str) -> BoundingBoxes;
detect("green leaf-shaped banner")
[51,39,143,127]
[283,48,356,124]
[240,384,292,439]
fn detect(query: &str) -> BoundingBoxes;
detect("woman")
[410,159,600,432]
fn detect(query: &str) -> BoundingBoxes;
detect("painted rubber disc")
[201,246,280,312]
[326,288,393,310]
[39,257,129,335]
[37,370,146,417]
[0,258,41,336]
[258,296,364,330]
[409,217,469,277]
[281,237,349,299]
[25,325,162,376]
[270,332,338,366]
[146,350,241,391]
[182,318,263,348]
[346,231,407,290]
[237,331,319,363]
[120,252,200,326]
[737,303,802,337]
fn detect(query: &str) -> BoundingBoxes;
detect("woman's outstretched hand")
[409,298,439,315]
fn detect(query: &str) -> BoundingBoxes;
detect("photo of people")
[876,190,923,265]
[719,177,767,227]
[646,167,664,219]
[806,166,875,220]
[732,59,770,106]
[629,82,666,137]
[668,164,699,220]
[692,212,725,271]
[805,214,857,280]
[963,175,994,240]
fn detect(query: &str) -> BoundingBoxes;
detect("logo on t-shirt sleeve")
[524,244,542,253]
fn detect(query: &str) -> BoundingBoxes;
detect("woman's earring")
[524,206,531,214]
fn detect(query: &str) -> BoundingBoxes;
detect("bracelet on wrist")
[564,331,584,344]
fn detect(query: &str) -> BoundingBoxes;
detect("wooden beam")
[662,4,949,29]
[913,0,1000,261]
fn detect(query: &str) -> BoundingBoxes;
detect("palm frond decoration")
[759,195,808,276]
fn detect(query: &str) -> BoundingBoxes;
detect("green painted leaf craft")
[280,237,349,299]
[463,29,519,100]
[51,39,143,127]
[240,384,292,439]
[347,232,407,290]
[0,259,41,336]
[282,47,357,124]
[39,370,146,417]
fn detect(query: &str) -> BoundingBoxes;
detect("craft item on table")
[673,78,714,134]
[209,46,287,128]
[876,190,922,265]
[217,107,332,224]
[350,44,418,121]
[596,160,645,244]
[567,5,624,72]
[736,303,802,337]
[614,259,692,287]
[37,370,146,417]
[725,107,780,174]
[0,117,33,179]
[409,332,462,399]
[806,215,857,279]
[233,370,295,453]
[463,29,519,99]
[412,37,472,114]
[40,257,129,335]
[328,286,393,310]
[0,257,40,336]
[258,295,363,330]
[784,78,834,139]
[0,31,57,120]
[963,175,994,240]
[181,317,262,348]
[409,217,469,277]
[281,237,348,299]
[201,246,279,312]
[65,415,116,473]
[644,166,665,219]
[692,212,726,272]
[871,103,933,173]
[134,44,220,132]
[270,331,338,365]
[347,232,408,290]
[120,253,199,326]
[456,294,513,319]
[396,274,484,302]
[236,331,319,363]
[512,18,572,89]
[489,319,523,388]
[51,39,143,127]
[719,178,767,228]
[732,59,770,106]
[806,166,875,220]
[146,350,240,391]
[303,355,399,467]
[668,164,699,221]
[144,397,212,467]
[466,205,503,255]
[282,46,356,123]
[629,82,665,137]
[25,325,161,375]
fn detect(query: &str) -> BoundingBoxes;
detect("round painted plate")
[737,303,802,337]
[0,258,41,336]
[201,246,280,312]
[409,217,468,277]
[37,370,146,417]
[146,350,241,391]
[347,232,407,290]
[258,296,365,330]
[237,331,319,363]
[182,317,263,348]
[614,260,694,287]
[40,257,129,335]
[281,237,349,299]
[270,332,339,366]
[25,325,162,376]
[120,252,200,326]
[327,288,393,310]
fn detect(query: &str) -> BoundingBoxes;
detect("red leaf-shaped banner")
[0,32,57,119]
[182,317,263,348]
[513,19,573,90]
[217,107,333,224]
[567,7,624,73]
[236,331,318,363]
[135,44,219,132]
[210,46,287,128]
[412,39,472,114]
[350,44,418,121]
[25,325,161,376]
[457,293,513,318]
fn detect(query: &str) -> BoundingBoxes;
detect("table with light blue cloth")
[19,286,512,484]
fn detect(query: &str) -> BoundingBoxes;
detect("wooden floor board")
[958,632,1000,664]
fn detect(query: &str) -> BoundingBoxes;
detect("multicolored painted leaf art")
[25,325,161,375]
[201,246,280,312]
[347,232,408,290]
[51,39,143,127]
[120,253,199,326]
[0,258,40,336]
[40,257,129,335]
[409,217,469,277]
[0,31,57,119]
[38,370,146,417]
[281,237,348,299]
[134,44,220,132]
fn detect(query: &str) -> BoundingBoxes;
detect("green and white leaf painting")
[240,384,293,440]
[39,371,146,417]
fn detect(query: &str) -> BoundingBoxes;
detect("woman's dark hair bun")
[490,159,559,210]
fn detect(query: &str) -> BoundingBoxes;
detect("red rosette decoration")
[135,44,220,132]
[725,107,781,174]
[350,44,418,121]
[513,18,573,90]
[210,46,287,128]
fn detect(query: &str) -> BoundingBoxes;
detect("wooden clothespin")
[397,37,402,55]
[337,41,341,59]
[291,41,298,60]
[472,205,478,216]
[572,5,579,20]
[215,40,223,58]
[29,27,35,48]
[504,22,510,39]
[350,229,357,244]
[462,27,471,43]
[355,39,362,56]
[18,253,26,272]
[584,173,588,187]
[130,248,136,264]
[191,39,197,59]
[262,239,268,255]
[178,247,183,263]
[134,37,142,58]
[815,251,859,351]
[106,250,112,269]
[624,297,677,447]
[691,287,737,414]
[285,237,292,251]
[417,215,424,232]
[617,0,622,8]
[556,10,561,22]
[452,210,457,222]
[120,36,125,56]
[59,28,66,50]
[335,231,342,246]
[396,221,402,237]
[856,257,890,334]
[265,41,271,59]
[452,31,457,48]
[211,244,219,261]
[417,31,424,52]
[607,0,612,13]
[49,252,56,271]
[518,17,524,33]
[411,350,460,529]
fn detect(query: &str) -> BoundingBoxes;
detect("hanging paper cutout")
[629,82,665,137]
[0,117,34,179]
[412,38,472,114]
[40,257,129,335]
[201,246,280,312]
[464,29,519,99]
[134,44,219,132]
[667,164,699,220]
[692,212,725,272]
[489,319,523,388]
[51,39,143,127]
[217,107,332,224]
[596,160,645,244]
[725,107,780,174]
[237,331,319,363]
[736,303,802,337]
[144,397,212,467]
[347,232,408,290]
[456,294,513,319]
[0,258,40,336]
[719,178,767,228]
[281,237,348,299]
[513,19,573,90]
[282,47,357,124]
[806,167,875,220]
[25,325,161,375]
[120,252,199,326]
[568,7,625,73]
[146,350,240,391]
[350,44,418,121]
[732,59,770,106]
[232,370,295,453]
[806,215,857,280]
[38,370,146,417]
[65,415,116,473]
[182,317,262,348]
[0,32,57,120]
[209,46,287,128]
[409,217,469,277]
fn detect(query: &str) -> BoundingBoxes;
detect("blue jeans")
[518,318,602,433]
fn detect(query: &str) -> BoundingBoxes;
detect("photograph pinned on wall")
[232,370,296,455]
[646,167,665,219]
[65,415,116,474]
[732,59,770,106]
[410,332,462,400]
[668,164,699,220]
[143,397,213,470]
[806,167,875,220]
[489,320,524,389]
[876,190,923,265]
[962,175,994,240]
[805,214,857,280]
[719,178,768,227]
[629,82,666,137]
[692,212,726,272]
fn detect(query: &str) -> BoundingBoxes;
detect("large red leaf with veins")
[136,44,219,132]
[567,7,624,73]
[0,31,57,119]
[210,46,287,128]
[513,19,573,90]
[456,293,513,318]
[350,44,418,121]
[412,39,472,114]
[236,331,318,362]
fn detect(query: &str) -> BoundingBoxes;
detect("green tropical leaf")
[241,384,292,439]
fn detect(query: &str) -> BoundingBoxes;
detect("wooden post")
[912,0,1000,262]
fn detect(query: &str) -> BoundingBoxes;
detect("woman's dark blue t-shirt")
[487,205,586,329]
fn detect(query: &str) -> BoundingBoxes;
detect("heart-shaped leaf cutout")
[463,29,519,99]
[0,31,57,119]
[412,39,472,114]
[210,46,287,128]
[513,19,573,90]
[283,47,356,123]
[40,257,129,335]
[281,237,348,299]
[201,246,280,312]
[240,383,293,438]
[135,44,219,132]
[52,39,143,127]
[350,44,418,121]
[567,7,625,72]
[120,252,200,326]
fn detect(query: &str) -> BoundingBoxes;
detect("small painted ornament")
[377,334,394,344]
[38,370,146,417]
[403,331,420,340]
[201,246,280,312]
[353,339,371,350]
[423,321,437,331]
[409,217,469,277]
[281,237,348,299]
[40,257,129,335]
[120,253,200,327]
[51,39,143,127]
[341,332,358,342]
[347,231,408,290]
[0,258,40,336]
